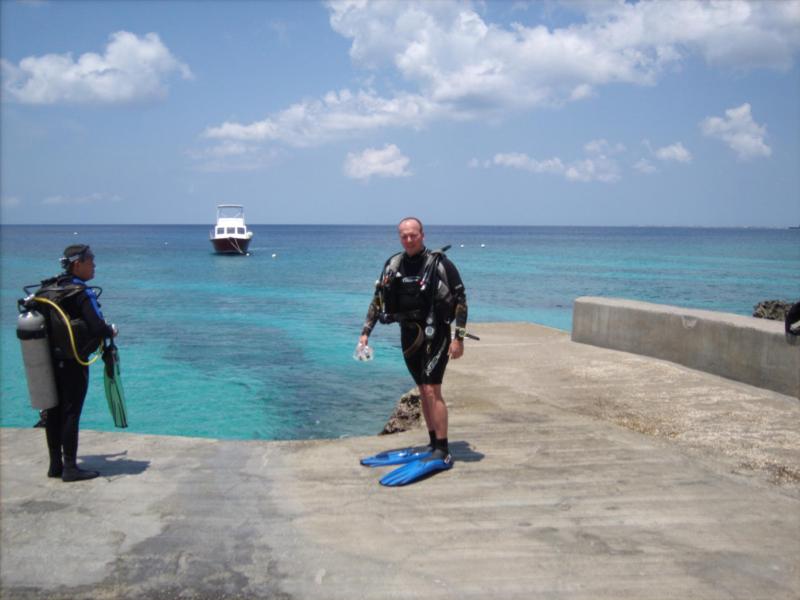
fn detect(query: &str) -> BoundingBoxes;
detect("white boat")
[209,204,254,254]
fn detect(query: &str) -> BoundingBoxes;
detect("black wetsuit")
[42,275,113,471]
[786,301,800,335]
[396,251,461,385]
[363,248,467,385]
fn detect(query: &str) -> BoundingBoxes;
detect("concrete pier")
[2,322,799,599]
[572,297,800,398]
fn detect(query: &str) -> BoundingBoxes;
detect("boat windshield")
[217,205,245,219]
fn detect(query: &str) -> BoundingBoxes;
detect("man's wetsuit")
[362,248,467,385]
[42,275,113,476]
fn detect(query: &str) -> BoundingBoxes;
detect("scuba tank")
[16,306,58,410]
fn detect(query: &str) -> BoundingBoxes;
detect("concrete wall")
[571,297,800,398]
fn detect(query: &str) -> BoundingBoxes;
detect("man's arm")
[442,258,468,333]
[361,290,381,341]
[442,258,467,359]
[78,288,114,339]
[361,260,392,345]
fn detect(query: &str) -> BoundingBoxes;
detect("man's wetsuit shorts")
[400,321,451,385]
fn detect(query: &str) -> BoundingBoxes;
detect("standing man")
[359,217,468,486]
[35,244,117,482]
[786,301,800,337]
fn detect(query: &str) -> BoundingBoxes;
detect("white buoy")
[272,253,277,258]
[73,232,78,235]
[480,243,486,248]
[460,244,464,248]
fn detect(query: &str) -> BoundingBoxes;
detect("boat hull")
[211,237,252,254]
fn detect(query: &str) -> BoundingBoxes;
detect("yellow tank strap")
[33,296,101,367]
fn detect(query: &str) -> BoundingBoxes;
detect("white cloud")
[570,84,594,101]
[564,158,620,183]
[199,1,799,163]
[491,142,620,183]
[42,193,122,206]
[634,158,658,174]
[2,31,192,105]
[204,89,437,147]
[654,142,692,163]
[579,0,800,72]
[585,139,626,156]
[700,103,772,160]
[327,0,800,109]
[188,145,282,173]
[493,153,566,175]
[344,144,411,180]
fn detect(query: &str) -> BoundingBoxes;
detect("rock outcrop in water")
[380,387,421,435]
[753,300,792,321]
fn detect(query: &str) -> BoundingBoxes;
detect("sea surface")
[2,225,798,440]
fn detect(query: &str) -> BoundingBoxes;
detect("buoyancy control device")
[376,246,454,340]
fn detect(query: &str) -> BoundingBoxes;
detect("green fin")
[102,342,128,428]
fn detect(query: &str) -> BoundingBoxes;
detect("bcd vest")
[33,276,102,361]
[377,248,455,324]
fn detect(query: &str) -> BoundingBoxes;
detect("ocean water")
[2,225,798,440]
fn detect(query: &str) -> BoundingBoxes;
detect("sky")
[1,0,799,227]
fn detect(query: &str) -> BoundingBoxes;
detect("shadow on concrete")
[450,440,485,463]
[80,451,150,476]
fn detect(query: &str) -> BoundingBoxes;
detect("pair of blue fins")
[360,445,453,486]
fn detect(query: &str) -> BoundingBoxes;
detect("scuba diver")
[31,244,118,482]
[786,301,800,337]
[358,217,469,486]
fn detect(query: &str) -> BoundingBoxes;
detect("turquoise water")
[2,225,798,440]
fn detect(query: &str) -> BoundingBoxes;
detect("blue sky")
[1,0,799,226]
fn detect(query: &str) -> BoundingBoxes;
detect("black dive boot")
[47,449,63,479]
[61,458,99,482]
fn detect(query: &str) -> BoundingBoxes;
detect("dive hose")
[32,296,102,367]
[403,322,425,357]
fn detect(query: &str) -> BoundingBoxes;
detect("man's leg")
[419,383,448,454]
[401,324,436,447]
[419,325,451,454]
[419,384,447,439]
[44,404,63,477]
[55,361,97,482]
[419,388,435,447]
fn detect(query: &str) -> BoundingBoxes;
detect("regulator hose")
[32,296,101,367]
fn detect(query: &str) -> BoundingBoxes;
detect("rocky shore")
[753,299,793,320]
[379,387,422,434]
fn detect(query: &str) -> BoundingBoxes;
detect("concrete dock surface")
[2,322,799,599]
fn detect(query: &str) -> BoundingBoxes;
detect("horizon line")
[1,223,797,230]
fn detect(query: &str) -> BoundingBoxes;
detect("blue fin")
[379,453,453,486]
[360,445,432,467]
